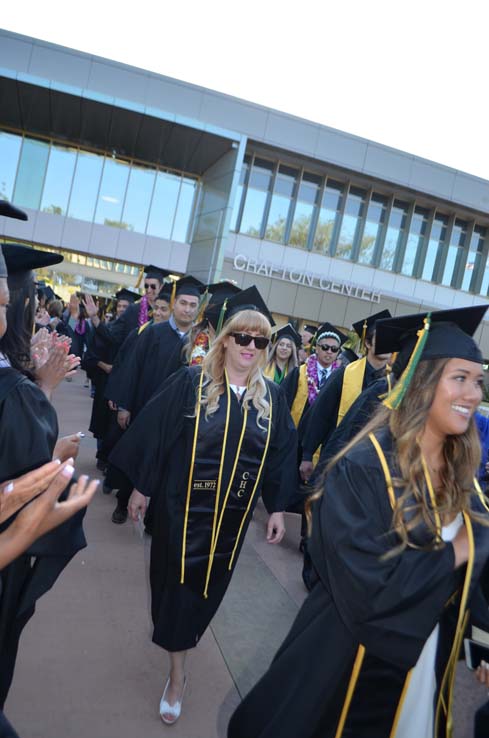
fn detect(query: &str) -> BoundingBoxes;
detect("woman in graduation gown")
[110,286,297,724]
[0,244,92,710]
[264,323,300,384]
[228,305,489,738]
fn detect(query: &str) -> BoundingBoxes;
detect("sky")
[3,0,489,181]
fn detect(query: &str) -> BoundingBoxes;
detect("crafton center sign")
[232,254,381,304]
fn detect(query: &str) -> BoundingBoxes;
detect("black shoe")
[102,482,113,495]
[111,504,128,524]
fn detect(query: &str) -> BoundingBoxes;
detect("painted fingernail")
[62,464,75,478]
[4,482,14,495]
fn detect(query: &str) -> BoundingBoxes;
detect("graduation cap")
[144,264,172,282]
[206,281,242,305]
[375,305,488,409]
[223,286,275,329]
[2,243,63,275]
[174,275,206,298]
[302,324,317,336]
[156,283,173,302]
[41,285,56,303]
[115,288,141,303]
[352,309,392,353]
[314,322,348,347]
[0,201,28,221]
[273,323,302,349]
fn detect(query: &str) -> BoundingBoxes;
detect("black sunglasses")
[144,283,158,290]
[230,332,270,350]
[317,343,340,353]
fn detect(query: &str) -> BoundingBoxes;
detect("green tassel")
[216,299,228,335]
[383,313,431,410]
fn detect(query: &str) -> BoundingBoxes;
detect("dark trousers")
[474,700,489,737]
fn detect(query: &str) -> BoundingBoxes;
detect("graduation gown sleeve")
[280,366,300,410]
[108,367,195,498]
[311,448,459,670]
[260,383,298,513]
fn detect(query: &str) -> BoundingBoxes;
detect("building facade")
[1,30,489,350]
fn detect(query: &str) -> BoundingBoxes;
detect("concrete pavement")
[4,373,488,737]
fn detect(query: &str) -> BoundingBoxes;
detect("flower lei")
[306,354,339,404]
[138,294,149,327]
[75,319,87,335]
[190,331,210,365]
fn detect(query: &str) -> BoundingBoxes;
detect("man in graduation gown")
[108,276,204,524]
[83,264,171,352]
[299,308,392,484]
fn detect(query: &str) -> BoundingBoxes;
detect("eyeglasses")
[230,332,270,350]
[317,344,340,353]
[144,283,158,290]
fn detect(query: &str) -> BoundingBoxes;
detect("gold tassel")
[383,314,431,410]
[134,266,144,289]
[169,280,177,311]
[360,319,368,355]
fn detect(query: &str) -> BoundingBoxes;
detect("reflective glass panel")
[240,189,268,237]
[379,201,408,270]
[313,181,344,254]
[265,194,291,242]
[95,157,130,227]
[13,137,49,210]
[121,163,156,233]
[40,144,77,215]
[146,170,180,239]
[462,226,485,292]
[422,215,448,281]
[173,177,197,242]
[401,207,429,276]
[336,187,366,259]
[358,194,387,265]
[231,158,250,232]
[0,131,22,201]
[441,219,467,287]
[289,172,321,249]
[68,150,104,221]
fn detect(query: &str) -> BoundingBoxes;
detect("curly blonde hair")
[308,358,486,550]
[198,309,272,427]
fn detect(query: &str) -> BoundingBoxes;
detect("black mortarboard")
[174,275,206,298]
[375,305,488,409]
[42,285,56,302]
[224,286,275,327]
[144,264,172,282]
[2,243,63,274]
[0,201,28,221]
[115,288,141,303]
[352,309,392,340]
[273,323,302,349]
[157,283,173,301]
[206,281,242,305]
[303,324,317,336]
[0,246,6,279]
[314,322,348,347]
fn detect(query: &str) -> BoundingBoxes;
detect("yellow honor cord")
[334,645,366,738]
[420,455,442,541]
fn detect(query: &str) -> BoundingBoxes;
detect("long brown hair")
[198,309,272,427]
[307,358,484,550]
[265,337,299,375]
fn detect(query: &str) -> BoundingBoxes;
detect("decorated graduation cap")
[314,322,348,348]
[115,288,141,303]
[375,304,488,409]
[273,323,302,349]
[0,201,28,222]
[352,309,392,353]
[2,243,63,275]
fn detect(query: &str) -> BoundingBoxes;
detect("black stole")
[181,372,272,597]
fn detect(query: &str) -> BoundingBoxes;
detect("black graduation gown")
[0,368,86,708]
[114,321,184,416]
[228,428,489,738]
[109,366,297,651]
[93,301,141,351]
[300,360,382,462]
[82,328,118,441]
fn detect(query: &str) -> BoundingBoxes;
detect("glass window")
[146,170,180,239]
[421,215,448,281]
[94,157,130,228]
[68,150,104,221]
[379,200,408,270]
[358,194,387,265]
[239,158,274,237]
[230,157,250,232]
[121,163,156,233]
[400,207,429,277]
[172,177,197,242]
[40,144,77,216]
[313,180,344,254]
[0,131,22,202]
[13,137,49,210]
[265,165,297,243]
[289,172,321,248]
[335,186,366,260]
[462,225,485,292]
[441,219,467,287]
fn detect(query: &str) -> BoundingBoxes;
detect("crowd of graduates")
[3,197,489,736]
